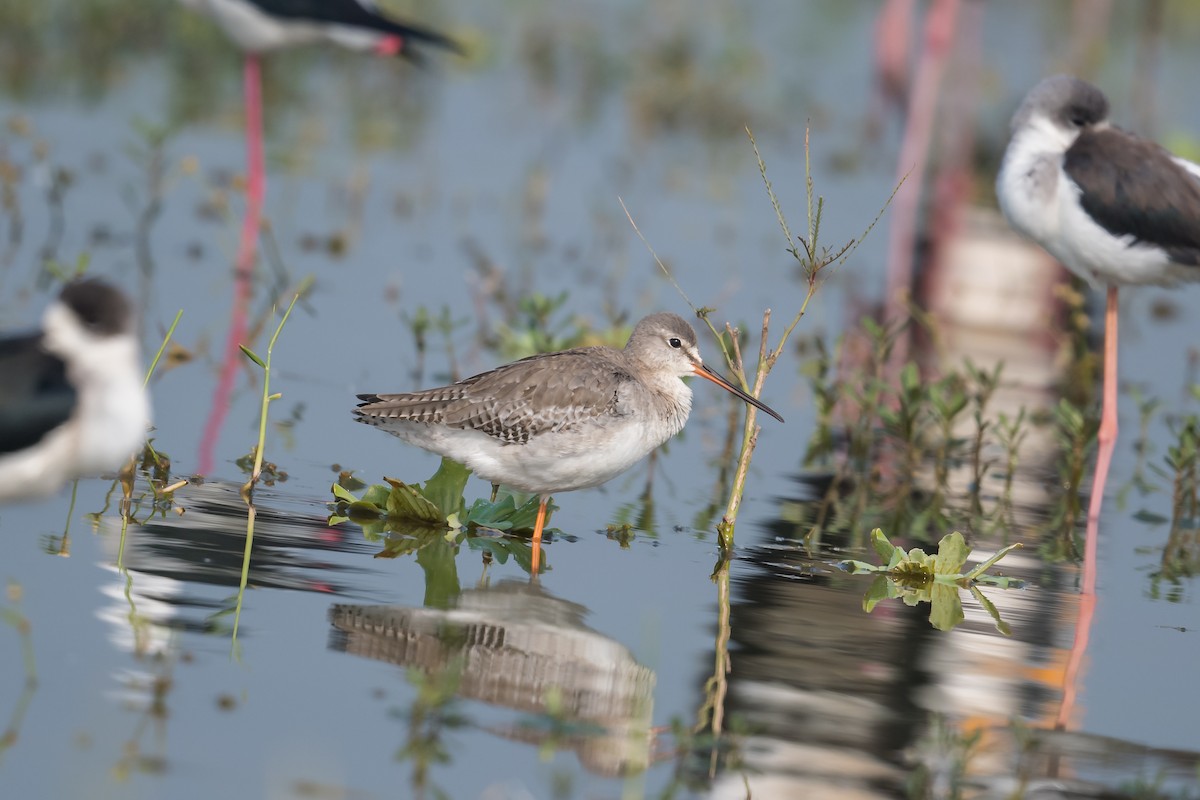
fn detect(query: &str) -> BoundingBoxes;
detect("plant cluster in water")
[329,458,552,571]
[841,528,1022,634]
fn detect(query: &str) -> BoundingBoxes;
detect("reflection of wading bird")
[0,279,149,503]
[996,75,1200,592]
[330,580,658,775]
[354,313,784,571]
[178,0,460,474]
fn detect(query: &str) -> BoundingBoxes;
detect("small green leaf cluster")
[328,458,550,539]
[840,529,1022,635]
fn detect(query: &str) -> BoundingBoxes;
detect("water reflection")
[98,481,370,642]
[714,205,1200,794]
[328,580,657,777]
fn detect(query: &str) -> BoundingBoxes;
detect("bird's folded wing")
[356,348,631,444]
[0,333,76,455]
[1066,128,1200,265]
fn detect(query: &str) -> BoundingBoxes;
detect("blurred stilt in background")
[180,0,461,474]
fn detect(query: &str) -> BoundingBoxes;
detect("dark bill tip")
[692,364,785,423]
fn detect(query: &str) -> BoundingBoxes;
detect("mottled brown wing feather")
[1065,127,1200,266]
[355,348,632,444]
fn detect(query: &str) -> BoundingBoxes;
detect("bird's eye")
[668,337,682,349]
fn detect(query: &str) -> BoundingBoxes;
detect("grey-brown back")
[354,347,636,444]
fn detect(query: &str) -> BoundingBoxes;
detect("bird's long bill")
[692,364,785,423]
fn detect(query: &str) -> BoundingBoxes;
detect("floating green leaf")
[840,528,1022,635]
[331,483,357,504]
[383,478,445,525]
[928,583,965,631]
[933,531,969,576]
[862,575,891,613]
[422,458,471,518]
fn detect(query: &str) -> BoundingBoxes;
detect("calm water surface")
[1,1,1199,797]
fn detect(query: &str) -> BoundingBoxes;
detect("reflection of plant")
[905,714,982,800]
[842,529,1021,634]
[1149,413,1200,596]
[394,662,469,800]
[110,654,175,783]
[0,581,36,767]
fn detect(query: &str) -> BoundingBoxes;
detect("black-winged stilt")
[0,279,149,502]
[178,0,460,475]
[996,74,1200,593]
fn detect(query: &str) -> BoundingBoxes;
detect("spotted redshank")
[0,278,149,503]
[996,75,1200,593]
[354,312,784,570]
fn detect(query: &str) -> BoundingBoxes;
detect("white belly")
[368,417,680,496]
[998,130,1190,287]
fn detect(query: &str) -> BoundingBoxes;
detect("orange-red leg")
[529,495,548,576]
[1083,285,1119,597]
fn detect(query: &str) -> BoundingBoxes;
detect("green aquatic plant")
[841,529,1022,634]
[789,324,1031,548]
[238,293,299,494]
[330,458,549,535]
[622,126,901,553]
[1048,397,1097,558]
[401,303,469,385]
[231,293,299,647]
[329,457,553,572]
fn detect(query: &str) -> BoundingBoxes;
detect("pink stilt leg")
[1082,285,1119,597]
[1054,590,1096,730]
[198,54,266,475]
[1055,288,1116,730]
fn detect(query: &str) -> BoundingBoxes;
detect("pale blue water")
[1,1,1199,797]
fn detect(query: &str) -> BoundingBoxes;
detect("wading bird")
[354,313,784,572]
[996,74,1200,592]
[0,279,150,503]
[178,0,460,213]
